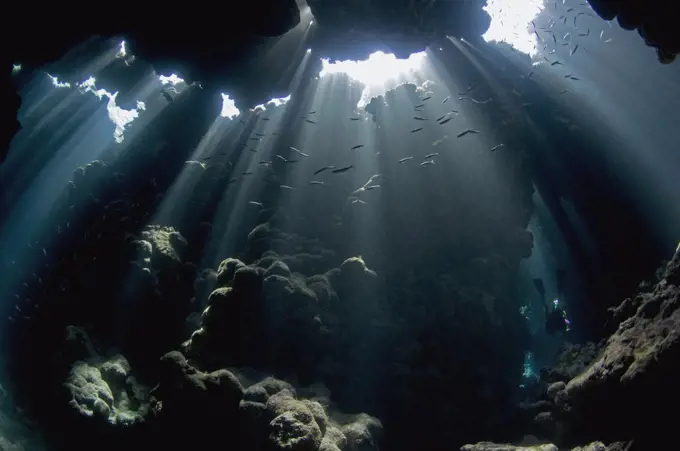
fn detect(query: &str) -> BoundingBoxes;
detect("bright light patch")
[12,64,22,75]
[159,73,185,86]
[77,76,144,143]
[306,48,312,53]
[47,73,71,88]
[483,0,544,56]
[320,51,425,107]
[320,51,424,87]
[267,94,291,107]
[220,94,240,119]
[116,41,127,58]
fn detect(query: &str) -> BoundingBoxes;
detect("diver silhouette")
[533,270,569,335]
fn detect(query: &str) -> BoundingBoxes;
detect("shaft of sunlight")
[483,0,544,55]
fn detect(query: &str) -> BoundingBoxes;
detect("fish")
[569,76,580,80]
[309,181,325,185]
[414,103,425,108]
[414,116,428,121]
[351,198,367,205]
[285,159,299,164]
[599,30,604,40]
[290,147,309,157]
[438,118,453,125]
[423,153,439,160]
[254,133,266,137]
[398,157,414,163]
[248,147,258,153]
[420,160,435,166]
[578,28,590,37]
[351,145,365,150]
[350,117,362,121]
[491,144,505,151]
[458,84,475,96]
[411,127,424,133]
[160,89,173,103]
[249,201,263,207]
[421,96,432,101]
[534,31,542,43]
[280,185,294,190]
[570,44,579,56]
[436,114,448,122]
[261,117,271,121]
[275,155,287,161]
[308,110,316,115]
[248,137,261,141]
[563,32,571,40]
[442,96,450,104]
[314,166,335,175]
[331,165,354,173]
[564,73,572,78]
[550,61,563,66]
[457,129,480,138]
[604,38,612,43]
[527,71,534,79]
[364,185,380,190]
[305,119,317,124]
[432,136,448,146]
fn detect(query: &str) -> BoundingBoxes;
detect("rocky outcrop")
[588,0,678,63]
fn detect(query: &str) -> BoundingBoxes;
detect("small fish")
[458,84,475,96]
[550,61,563,66]
[351,145,365,150]
[411,127,424,133]
[569,76,580,80]
[314,166,335,175]
[436,114,448,122]
[202,156,212,160]
[349,117,362,121]
[438,118,453,125]
[442,96,450,104]
[414,116,428,121]
[290,147,309,157]
[398,157,413,163]
[563,32,571,40]
[308,110,316,115]
[248,137,261,141]
[276,155,287,161]
[457,129,480,138]
[351,198,367,205]
[604,38,612,43]
[570,44,579,56]
[364,185,380,190]
[254,133,266,137]
[491,144,505,151]
[280,185,294,190]
[285,159,299,164]
[564,73,572,78]
[309,181,325,185]
[249,201,263,207]
[160,89,173,103]
[305,119,317,124]
[331,165,354,173]
[248,147,258,153]
[261,117,271,121]
[421,96,432,101]
[423,153,439,160]
[420,160,435,167]
[414,103,425,108]
[599,30,604,40]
